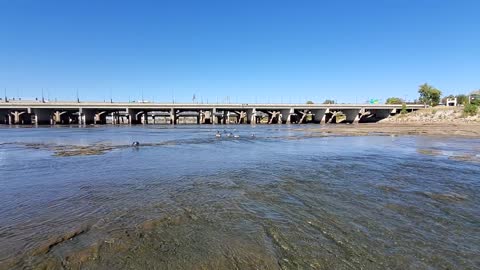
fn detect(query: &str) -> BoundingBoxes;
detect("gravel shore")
[305,122,480,138]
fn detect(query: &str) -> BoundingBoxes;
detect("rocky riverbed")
[380,107,480,123]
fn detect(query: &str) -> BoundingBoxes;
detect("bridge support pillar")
[125,109,136,124]
[196,112,201,124]
[170,108,176,125]
[356,108,366,123]
[112,113,118,124]
[95,111,107,124]
[9,111,31,125]
[113,113,120,124]
[222,111,227,124]
[267,111,280,124]
[321,109,330,124]
[212,108,217,124]
[247,108,257,124]
[53,110,68,124]
[297,110,309,124]
[325,110,338,124]
[120,114,129,124]
[233,110,247,124]
[141,112,149,124]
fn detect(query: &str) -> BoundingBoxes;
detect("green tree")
[306,100,314,104]
[386,97,404,104]
[456,94,468,105]
[401,103,408,114]
[418,83,442,106]
[323,99,335,104]
[463,104,478,116]
[471,97,480,106]
[470,90,480,105]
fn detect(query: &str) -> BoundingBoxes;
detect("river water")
[0,125,479,269]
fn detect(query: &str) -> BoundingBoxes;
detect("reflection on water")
[0,125,479,269]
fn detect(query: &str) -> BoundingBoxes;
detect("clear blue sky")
[1,0,479,103]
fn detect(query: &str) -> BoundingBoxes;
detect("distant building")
[446,97,457,107]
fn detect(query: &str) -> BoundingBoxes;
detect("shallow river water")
[0,125,479,269]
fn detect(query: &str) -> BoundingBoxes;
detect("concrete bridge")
[0,101,424,125]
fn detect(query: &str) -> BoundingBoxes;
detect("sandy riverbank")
[301,107,480,138]
[303,123,480,138]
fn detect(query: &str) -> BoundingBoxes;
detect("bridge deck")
[0,101,425,110]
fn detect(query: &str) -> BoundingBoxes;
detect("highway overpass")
[0,101,425,125]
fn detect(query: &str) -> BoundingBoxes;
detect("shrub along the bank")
[463,104,478,116]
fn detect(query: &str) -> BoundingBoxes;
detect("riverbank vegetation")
[386,97,404,104]
[418,83,442,106]
[384,84,480,122]
[463,104,478,116]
